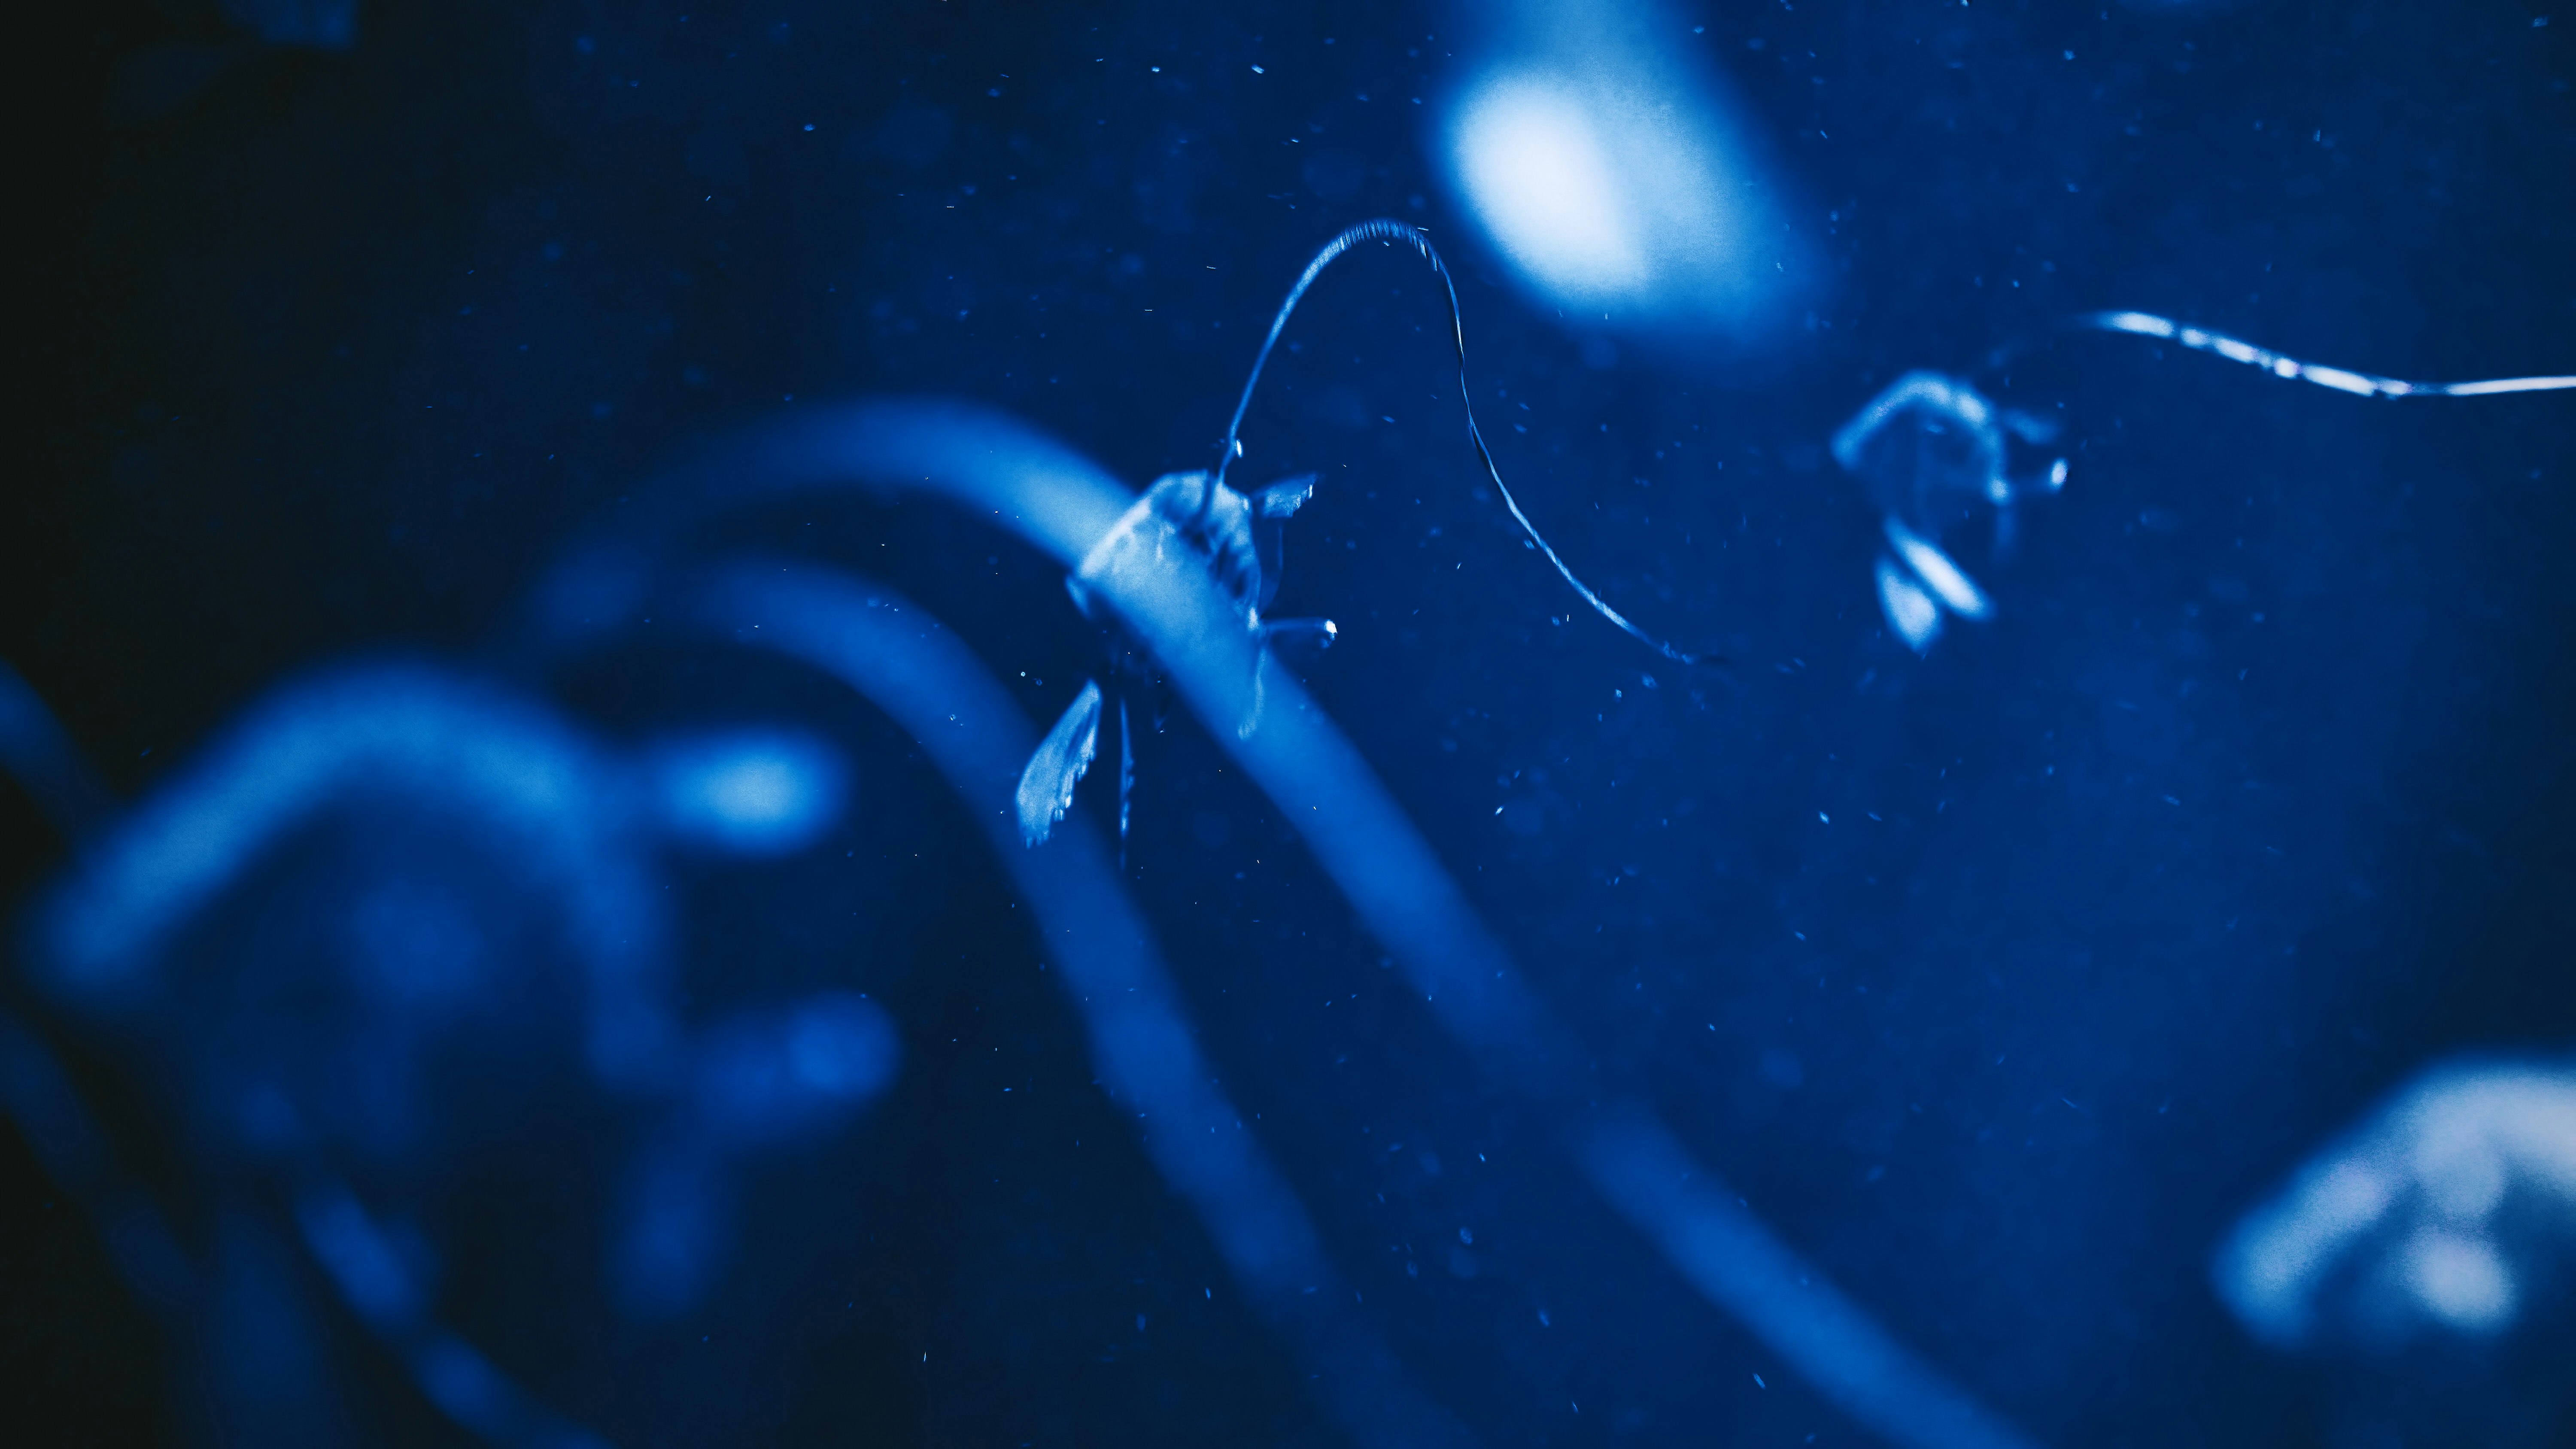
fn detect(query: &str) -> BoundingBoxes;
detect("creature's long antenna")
[2072,311,2576,399]
[1215,218,1711,667]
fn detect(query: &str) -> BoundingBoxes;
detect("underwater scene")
[5,1,2573,1446]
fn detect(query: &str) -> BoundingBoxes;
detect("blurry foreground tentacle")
[2,665,629,1449]
[27,662,680,1091]
[539,399,2043,1449]
[652,559,1473,1449]
[0,658,116,841]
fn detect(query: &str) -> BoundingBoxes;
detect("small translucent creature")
[1831,371,2067,654]
[1015,467,1334,850]
[1840,316,2568,654]
[2216,1057,2576,1350]
[1018,217,1706,851]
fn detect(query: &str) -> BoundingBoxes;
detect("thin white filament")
[2076,311,2576,398]
[1216,219,1710,665]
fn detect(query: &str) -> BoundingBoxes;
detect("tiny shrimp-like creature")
[1832,371,2067,654]
[1018,217,1709,853]
[1015,467,1333,852]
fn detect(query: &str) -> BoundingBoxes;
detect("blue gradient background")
[6,2,2573,1446]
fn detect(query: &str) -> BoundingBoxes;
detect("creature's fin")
[1015,680,1102,848]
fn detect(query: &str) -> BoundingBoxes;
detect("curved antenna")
[2072,311,2576,399]
[1215,218,1712,666]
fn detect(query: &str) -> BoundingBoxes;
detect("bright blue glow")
[644,728,849,856]
[1448,75,1653,303]
[1437,0,1793,329]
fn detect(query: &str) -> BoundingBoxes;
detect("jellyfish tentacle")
[27,662,681,1093]
[1212,218,1713,666]
[2072,310,2576,398]
[0,658,117,841]
[1069,457,2043,1449]
[292,1172,617,1449]
[0,1007,198,1316]
[3,674,634,1448]
[566,402,2040,1449]
[661,559,1472,1449]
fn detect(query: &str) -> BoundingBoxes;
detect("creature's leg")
[1117,693,1134,866]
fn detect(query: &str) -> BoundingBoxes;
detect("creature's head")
[1068,471,1265,636]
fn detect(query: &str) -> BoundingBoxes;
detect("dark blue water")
[6,3,2573,1446]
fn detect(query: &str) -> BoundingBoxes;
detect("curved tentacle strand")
[2074,311,2576,398]
[662,561,1471,1449]
[554,402,2044,1449]
[1215,218,1710,666]
[0,659,116,841]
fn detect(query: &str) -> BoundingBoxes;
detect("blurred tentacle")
[0,658,116,842]
[25,662,680,1091]
[530,399,2042,1449]
[659,559,1473,1449]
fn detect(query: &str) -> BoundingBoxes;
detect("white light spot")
[2401,1229,2516,1332]
[1884,518,1993,620]
[648,729,848,856]
[1448,76,1650,301]
[1874,556,1942,653]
